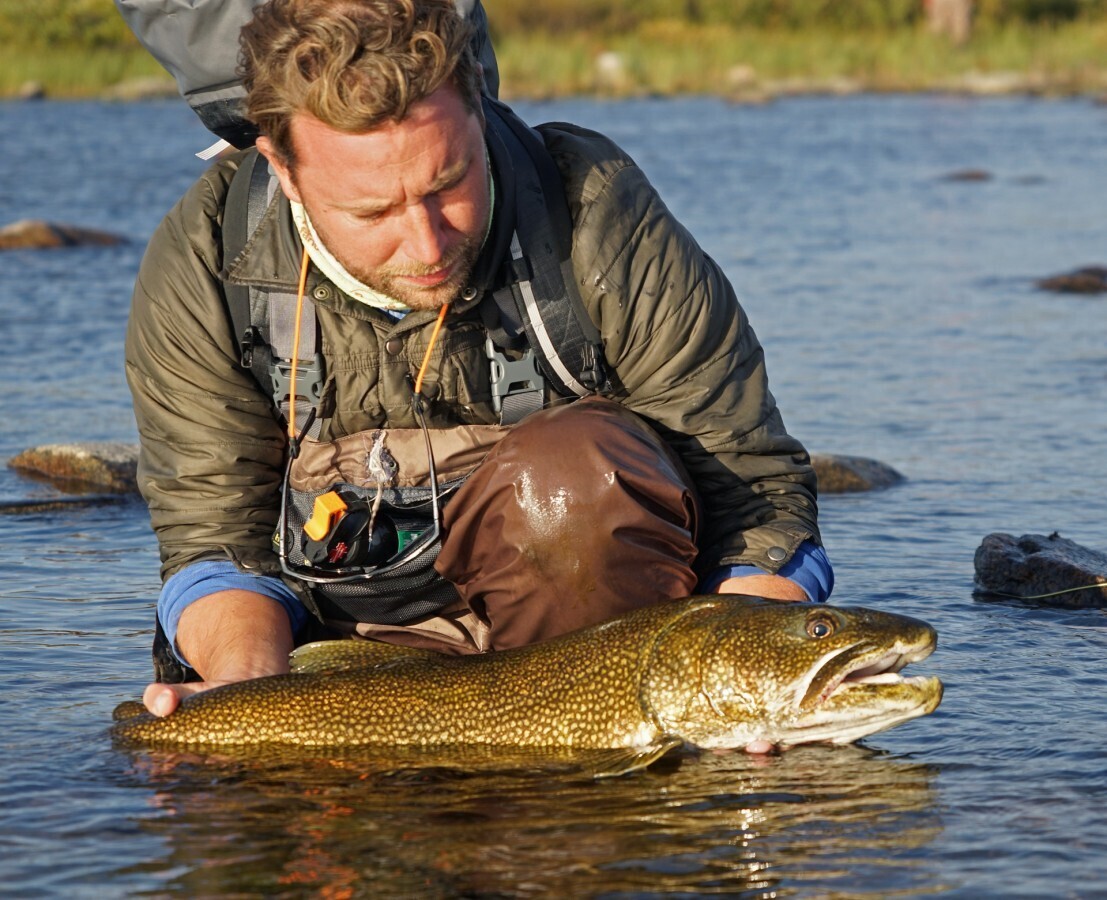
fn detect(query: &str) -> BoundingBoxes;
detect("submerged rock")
[0,219,127,251]
[941,168,993,182]
[9,443,139,493]
[811,454,905,494]
[0,495,134,515]
[974,532,1107,608]
[1035,266,1107,295]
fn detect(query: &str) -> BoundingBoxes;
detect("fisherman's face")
[259,84,489,311]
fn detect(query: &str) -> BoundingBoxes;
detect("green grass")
[493,20,1107,98]
[0,47,170,98]
[2,18,1107,100]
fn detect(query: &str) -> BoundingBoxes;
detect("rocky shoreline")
[8,68,1107,107]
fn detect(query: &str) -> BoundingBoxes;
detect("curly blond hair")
[240,0,480,164]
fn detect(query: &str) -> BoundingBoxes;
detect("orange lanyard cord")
[287,247,312,441]
[413,302,451,397]
[288,252,447,440]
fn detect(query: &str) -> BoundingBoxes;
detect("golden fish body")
[112,596,942,774]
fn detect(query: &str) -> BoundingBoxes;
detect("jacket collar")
[222,173,305,292]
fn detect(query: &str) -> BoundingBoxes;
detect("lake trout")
[111,596,942,776]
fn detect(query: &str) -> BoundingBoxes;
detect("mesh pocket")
[282,481,461,624]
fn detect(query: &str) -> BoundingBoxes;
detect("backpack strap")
[223,150,268,384]
[483,99,611,402]
[222,150,323,437]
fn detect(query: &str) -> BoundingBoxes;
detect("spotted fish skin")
[111,596,942,755]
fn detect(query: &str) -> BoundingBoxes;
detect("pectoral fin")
[585,735,685,779]
[289,639,433,674]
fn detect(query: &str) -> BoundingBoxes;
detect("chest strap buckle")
[485,336,544,424]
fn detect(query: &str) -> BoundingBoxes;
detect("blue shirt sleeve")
[158,560,309,667]
[698,540,834,603]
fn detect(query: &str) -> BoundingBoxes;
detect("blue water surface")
[1,94,1106,897]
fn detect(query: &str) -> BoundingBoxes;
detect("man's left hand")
[714,573,808,602]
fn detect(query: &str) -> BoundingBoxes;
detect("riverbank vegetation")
[2,0,1107,99]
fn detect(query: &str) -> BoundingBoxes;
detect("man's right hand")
[144,588,295,717]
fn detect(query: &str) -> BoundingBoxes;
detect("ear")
[255,136,301,203]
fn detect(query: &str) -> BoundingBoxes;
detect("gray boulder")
[811,454,904,494]
[974,532,1107,608]
[8,442,139,493]
[16,81,46,101]
[1035,266,1107,294]
[0,219,127,251]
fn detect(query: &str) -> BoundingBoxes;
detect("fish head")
[645,596,942,750]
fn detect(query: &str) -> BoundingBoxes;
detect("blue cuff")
[699,541,834,603]
[158,560,309,667]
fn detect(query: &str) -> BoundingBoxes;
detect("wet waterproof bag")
[113,0,500,147]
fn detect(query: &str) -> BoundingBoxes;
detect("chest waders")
[221,98,610,627]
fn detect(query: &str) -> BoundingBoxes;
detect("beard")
[355,235,482,311]
[307,211,483,312]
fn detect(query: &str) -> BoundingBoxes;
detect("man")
[126,0,832,728]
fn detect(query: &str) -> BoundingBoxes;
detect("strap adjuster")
[239,326,261,369]
[485,336,544,422]
[270,353,326,407]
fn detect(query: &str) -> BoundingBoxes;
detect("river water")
[1,95,1105,897]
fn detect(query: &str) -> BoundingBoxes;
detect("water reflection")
[114,744,940,896]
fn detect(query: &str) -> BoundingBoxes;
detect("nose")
[402,198,448,266]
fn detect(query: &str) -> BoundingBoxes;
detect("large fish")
[111,596,942,776]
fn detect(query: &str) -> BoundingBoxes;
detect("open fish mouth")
[783,639,943,746]
[834,643,936,691]
[798,634,937,708]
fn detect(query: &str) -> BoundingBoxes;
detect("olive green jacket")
[126,121,820,587]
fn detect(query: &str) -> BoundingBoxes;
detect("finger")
[142,680,226,717]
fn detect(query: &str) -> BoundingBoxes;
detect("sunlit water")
[1,95,1105,897]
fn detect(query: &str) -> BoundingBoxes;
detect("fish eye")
[805,613,837,639]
